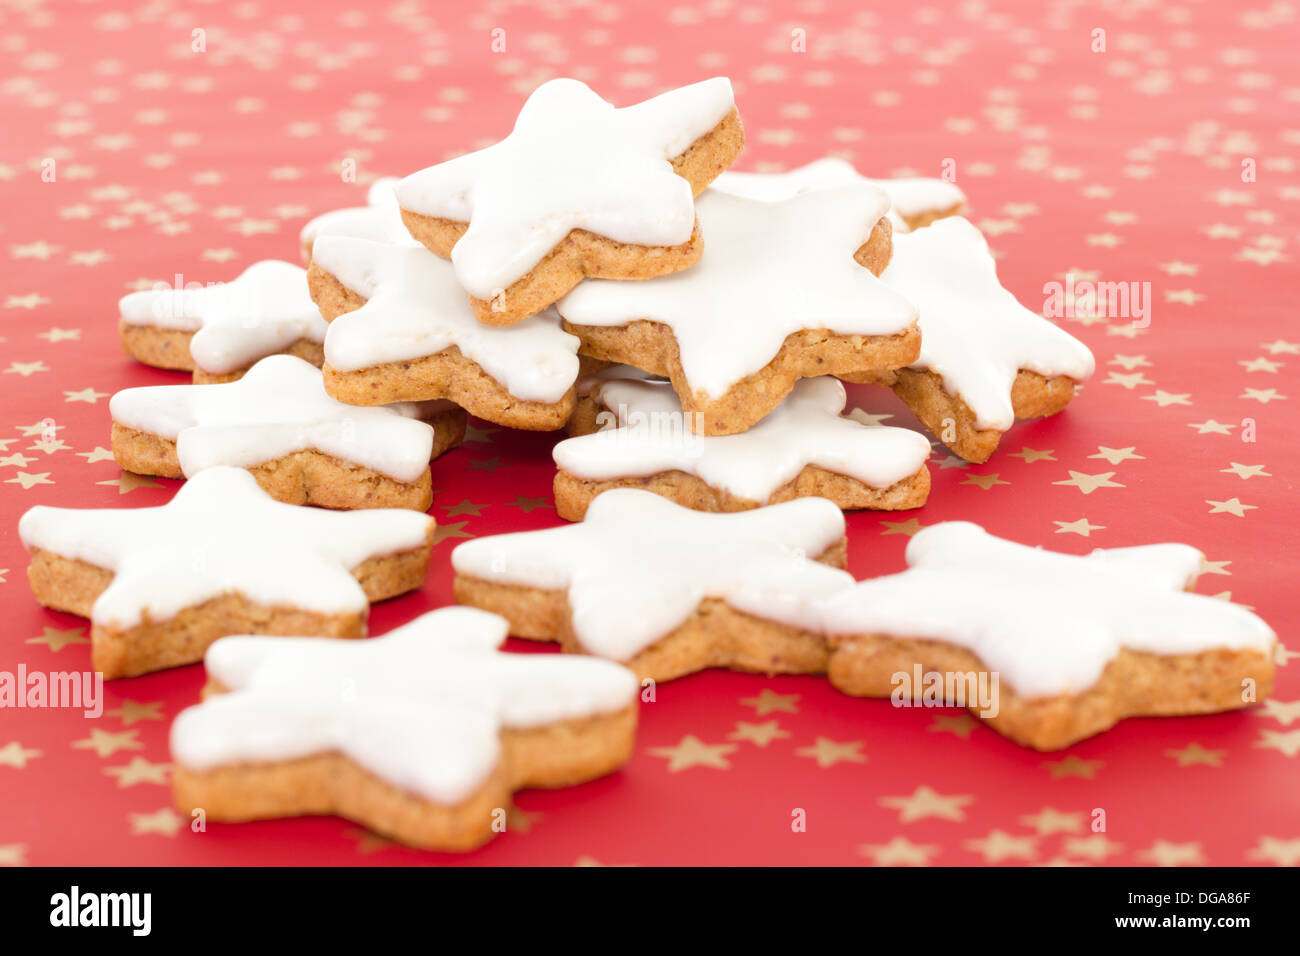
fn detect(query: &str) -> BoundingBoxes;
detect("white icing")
[119,260,328,375]
[396,77,736,299]
[554,376,930,502]
[109,354,436,484]
[170,606,638,805]
[814,521,1276,698]
[881,217,1095,430]
[557,188,918,399]
[17,467,432,629]
[715,157,967,232]
[299,177,418,250]
[315,236,580,404]
[452,488,853,660]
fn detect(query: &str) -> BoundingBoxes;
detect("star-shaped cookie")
[397,77,744,326]
[842,217,1095,462]
[18,467,434,678]
[171,606,638,851]
[309,236,581,430]
[553,376,931,518]
[557,186,920,435]
[816,521,1276,749]
[109,354,465,510]
[119,260,328,382]
[299,177,416,259]
[716,156,968,231]
[452,488,854,681]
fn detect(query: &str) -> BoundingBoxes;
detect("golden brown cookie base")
[173,700,637,852]
[452,539,846,683]
[826,633,1274,750]
[26,532,433,678]
[553,463,930,521]
[400,107,747,327]
[842,366,1078,463]
[565,321,921,436]
[899,201,967,232]
[309,263,576,430]
[118,320,324,382]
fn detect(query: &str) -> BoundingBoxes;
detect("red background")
[0,0,1296,866]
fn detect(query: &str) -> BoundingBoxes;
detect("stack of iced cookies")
[14,76,1277,854]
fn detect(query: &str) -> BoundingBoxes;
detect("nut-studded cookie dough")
[18,467,434,679]
[553,376,930,520]
[841,217,1094,463]
[816,522,1276,750]
[109,355,465,511]
[557,186,919,436]
[309,236,581,431]
[397,77,745,326]
[172,607,639,852]
[118,260,328,383]
[452,489,854,683]
[716,156,968,232]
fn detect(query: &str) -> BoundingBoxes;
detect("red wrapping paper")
[0,0,1296,866]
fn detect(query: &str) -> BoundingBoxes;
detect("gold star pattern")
[433,521,474,545]
[740,689,800,715]
[345,828,394,854]
[795,737,866,768]
[1007,447,1056,463]
[928,714,978,738]
[26,626,89,652]
[880,518,925,537]
[0,742,42,769]
[71,729,143,759]
[442,499,486,517]
[1053,517,1104,537]
[462,424,500,443]
[1141,389,1192,407]
[1206,497,1257,517]
[964,829,1038,863]
[1062,834,1124,861]
[129,807,184,837]
[3,361,49,377]
[507,495,552,513]
[846,408,894,427]
[878,785,973,823]
[0,452,38,468]
[1103,371,1155,389]
[1089,445,1144,465]
[1041,755,1103,779]
[1020,807,1085,836]
[1138,840,1205,867]
[467,456,504,473]
[1053,471,1124,494]
[1258,699,1300,725]
[1246,836,1300,866]
[36,327,80,343]
[1239,357,1282,373]
[76,446,116,463]
[1221,462,1270,479]
[0,845,28,867]
[1241,387,1285,403]
[1255,729,1300,757]
[106,699,165,725]
[727,720,790,747]
[1187,419,1235,435]
[961,472,1009,490]
[1260,340,1299,355]
[5,471,54,489]
[858,836,939,866]
[96,471,162,494]
[64,387,109,404]
[1165,743,1226,767]
[506,807,542,834]
[104,757,171,787]
[647,735,736,772]
[1108,353,1153,369]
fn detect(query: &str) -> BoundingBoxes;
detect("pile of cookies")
[17,78,1277,852]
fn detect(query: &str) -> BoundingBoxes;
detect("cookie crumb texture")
[25,542,431,679]
[403,107,746,327]
[173,700,637,852]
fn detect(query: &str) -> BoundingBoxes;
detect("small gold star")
[1239,357,1282,373]
[1257,699,1300,725]
[965,829,1038,863]
[1164,743,1225,767]
[928,714,977,738]
[1089,445,1144,465]
[795,737,866,768]
[846,408,894,427]
[1008,447,1056,463]
[64,387,110,404]
[26,626,89,652]
[1063,834,1124,861]
[129,807,184,837]
[345,828,394,854]
[37,327,80,342]
[71,729,143,759]
[0,844,28,866]
[739,689,800,715]
[1246,836,1300,866]
[104,757,171,787]
[647,735,736,772]
[879,785,973,822]
[507,495,552,513]
[1255,729,1300,757]
[961,472,1009,490]
[1053,471,1124,494]
[1241,388,1285,403]
[1138,840,1204,866]
[858,836,939,866]
[1206,498,1257,517]
[1053,517,1104,537]
[1187,419,1235,435]
[1021,807,1086,836]
[1042,754,1103,779]
[106,699,165,725]
[1221,462,1270,479]
[1141,390,1192,407]
[462,425,500,443]
[76,446,116,464]
[442,499,486,517]
[506,807,542,834]
[1260,340,1299,355]
[880,518,925,537]
[1108,353,1153,369]
[1104,371,1155,389]
[0,741,42,769]
[433,521,474,545]
[5,471,53,490]
[467,456,503,473]
[727,720,789,747]
[97,472,162,494]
